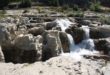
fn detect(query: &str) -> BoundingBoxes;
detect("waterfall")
[55,18,98,60]
[67,34,75,51]
[55,19,72,32]
[77,26,95,51]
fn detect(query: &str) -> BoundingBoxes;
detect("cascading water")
[55,19,72,32]
[55,18,98,60]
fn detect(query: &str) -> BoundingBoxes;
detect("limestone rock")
[0,56,109,75]
[3,34,43,63]
[82,20,92,25]
[59,32,70,52]
[28,27,44,36]
[90,26,110,39]
[94,38,110,55]
[42,30,62,61]
[46,22,57,30]
[72,28,84,44]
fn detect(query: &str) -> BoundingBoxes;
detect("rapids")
[55,18,99,60]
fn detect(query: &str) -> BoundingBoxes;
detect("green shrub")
[99,15,110,24]
[62,4,69,10]
[74,10,84,17]
[90,1,101,12]
[72,5,79,11]
[0,10,6,19]
[67,13,74,17]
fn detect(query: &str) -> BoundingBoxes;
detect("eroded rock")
[2,34,43,63]
[59,32,70,52]
[42,30,62,61]
[90,26,110,39]
[94,38,110,55]
[28,27,45,36]
[46,22,57,30]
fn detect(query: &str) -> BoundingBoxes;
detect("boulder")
[28,27,45,36]
[71,28,84,44]
[81,20,92,25]
[0,23,17,43]
[66,25,85,44]
[0,23,17,55]
[59,32,70,52]
[52,26,61,31]
[14,34,37,51]
[46,22,57,30]
[90,26,110,39]
[15,34,43,63]
[42,30,62,61]
[0,17,15,23]
[3,34,43,63]
[94,38,110,55]
[0,24,11,45]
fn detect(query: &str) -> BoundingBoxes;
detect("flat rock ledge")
[0,56,110,75]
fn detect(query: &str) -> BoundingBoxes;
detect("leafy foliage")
[90,1,101,12]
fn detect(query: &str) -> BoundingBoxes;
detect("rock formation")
[0,12,110,75]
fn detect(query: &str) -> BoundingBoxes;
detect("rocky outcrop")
[0,23,17,53]
[2,34,43,63]
[46,22,57,30]
[81,20,92,25]
[28,27,45,36]
[42,30,62,61]
[72,28,85,44]
[59,32,70,52]
[66,26,85,44]
[0,23,11,45]
[13,34,43,63]
[0,16,110,65]
[94,38,110,55]
[90,26,110,39]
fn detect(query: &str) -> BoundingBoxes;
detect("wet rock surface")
[94,38,110,55]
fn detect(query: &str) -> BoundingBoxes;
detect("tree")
[0,0,10,9]
[19,0,32,8]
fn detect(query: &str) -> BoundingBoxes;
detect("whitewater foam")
[55,18,99,61]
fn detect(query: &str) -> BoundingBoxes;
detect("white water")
[55,19,72,32]
[55,18,98,61]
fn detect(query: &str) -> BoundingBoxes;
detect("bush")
[74,10,84,17]
[72,5,79,11]
[99,15,110,24]
[62,4,69,10]
[90,1,101,12]
[0,10,6,19]
[38,0,90,8]
[67,13,74,17]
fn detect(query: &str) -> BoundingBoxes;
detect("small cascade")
[55,19,72,32]
[77,26,95,51]
[55,18,98,60]
[67,34,75,51]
